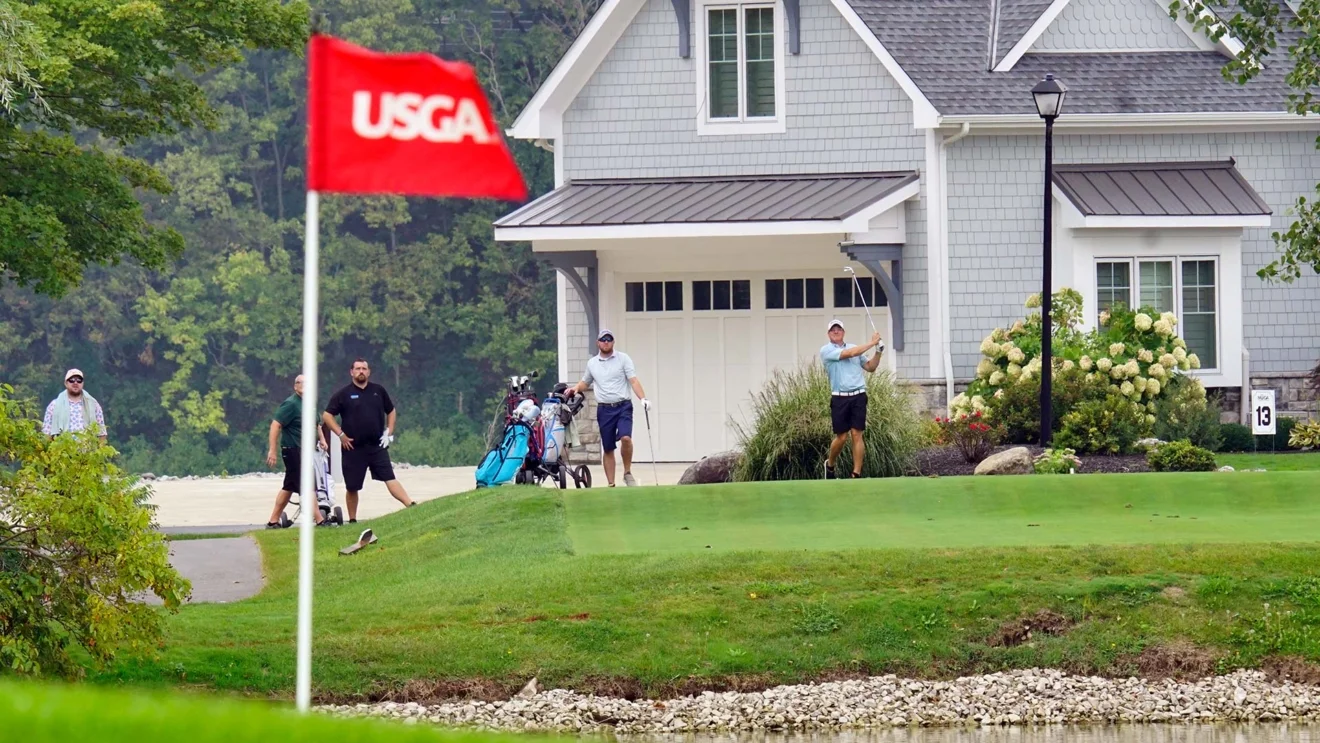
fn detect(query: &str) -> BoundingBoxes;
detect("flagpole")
[295,188,320,713]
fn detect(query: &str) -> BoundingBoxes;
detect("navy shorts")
[596,401,634,453]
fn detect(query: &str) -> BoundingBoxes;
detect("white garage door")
[618,272,891,461]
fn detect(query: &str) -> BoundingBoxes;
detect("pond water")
[621,724,1320,743]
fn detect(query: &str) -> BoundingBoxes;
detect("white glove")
[640,398,652,412]
[876,341,886,354]
[379,432,394,449]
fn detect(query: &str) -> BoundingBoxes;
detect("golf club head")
[843,266,856,275]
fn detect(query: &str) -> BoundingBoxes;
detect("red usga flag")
[307,34,528,201]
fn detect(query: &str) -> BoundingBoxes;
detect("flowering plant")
[1033,447,1081,474]
[934,410,1002,463]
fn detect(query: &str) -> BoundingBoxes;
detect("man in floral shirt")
[42,368,107,442]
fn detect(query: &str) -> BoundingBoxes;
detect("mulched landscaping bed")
[912,445,1151,477]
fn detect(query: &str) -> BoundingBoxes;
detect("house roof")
[494,172,921,228]
[844,0,1301,116]
[1052,160,1271,217]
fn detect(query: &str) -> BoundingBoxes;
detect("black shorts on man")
[830,393,868,435]
[342,445,395,492]
[280,446,303,492]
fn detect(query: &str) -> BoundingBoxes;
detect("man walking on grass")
[265,374,329,529]
[322,358,415,522]
[42,369,107,442]
[820,319,884,479]
[565,329,650,487]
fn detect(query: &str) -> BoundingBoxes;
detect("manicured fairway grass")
[1,679,536,743]
[107,472,1320,699]
[564,472,1320,554]
[1217,452,1320,472]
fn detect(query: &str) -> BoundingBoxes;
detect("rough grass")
[1217,452,1320,472]
[1,679,540,743]
[103,473,1320,700]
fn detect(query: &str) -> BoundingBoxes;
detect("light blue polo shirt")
[582,351,636,404]
[820,343,866,394]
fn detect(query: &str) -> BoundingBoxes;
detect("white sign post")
[1251,389,1276,436]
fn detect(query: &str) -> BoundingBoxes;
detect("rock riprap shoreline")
[318,670,1320,732]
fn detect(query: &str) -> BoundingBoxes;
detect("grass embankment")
[1217,452,1320,472]
[109,468,1320,699]
[1,679,537,743]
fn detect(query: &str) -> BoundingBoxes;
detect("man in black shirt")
[322,358,415,522]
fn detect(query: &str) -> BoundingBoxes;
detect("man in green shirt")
[266,375,328,528]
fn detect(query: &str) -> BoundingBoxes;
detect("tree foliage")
[0,0,593,474]
[1176,0,1320,281]
[0,0,308,295]
[0,386,189,677]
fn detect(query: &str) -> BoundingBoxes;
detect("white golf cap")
[64,368,84,381]
[827,319,845,331]
[597,328,614,341]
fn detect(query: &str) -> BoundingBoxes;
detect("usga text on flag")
[351,91,493,144]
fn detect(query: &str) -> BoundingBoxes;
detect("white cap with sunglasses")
[65,369,84,383]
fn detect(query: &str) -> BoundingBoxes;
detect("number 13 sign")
[1252,389,1276,435]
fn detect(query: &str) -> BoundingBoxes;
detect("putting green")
[563,472,1320,555]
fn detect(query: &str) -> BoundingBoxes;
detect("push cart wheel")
[556,467,568,489]
[575,465,592,489]
[278,512,292,529]
[515,470,526,485]
[333,506,344,525]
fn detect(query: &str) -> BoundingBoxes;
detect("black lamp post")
[1031,73,1067,446]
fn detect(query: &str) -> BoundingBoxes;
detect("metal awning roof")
[493,171,921,240]
[1052,160,1272,227]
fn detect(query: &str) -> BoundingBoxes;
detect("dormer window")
[696,0,786,135]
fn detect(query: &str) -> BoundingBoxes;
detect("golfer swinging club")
[821,319,884,479]
[565,329,650,487]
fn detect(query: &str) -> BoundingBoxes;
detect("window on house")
[703,2,780,128]
[765,278,824,309]
[1138,260,1174,314]
[693,280,751,310]
[626,281,683,312]
[1181,260,1217,369]
[1094,258,1218,369]
[833,277,888,308]
[1096,261,1131,328]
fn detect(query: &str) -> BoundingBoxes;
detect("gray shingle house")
[494,0,1320,462]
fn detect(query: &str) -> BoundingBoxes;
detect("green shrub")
[1034,447,1081,474]
[1218,422,1256,452]
[986,365,1105,445]
[0,386,189,677]
[1152,374,1221,451]
[734,364,923,481]
[1148,439,1217,472]
[1291,420,1320,449]
[1054,395,1146,455]
[1275,416,1298,450]
[391,426,487,467]
[934,411,1002,463]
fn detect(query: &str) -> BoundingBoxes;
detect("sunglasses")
[67,377,84,384]
[598,337,614,343]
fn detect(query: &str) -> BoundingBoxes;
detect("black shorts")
[342,445,396,491]
[280,447,302,492]
[830,393,868,435]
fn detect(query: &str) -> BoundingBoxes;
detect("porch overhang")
[493,172,920,243]
[1052,160,1272,230]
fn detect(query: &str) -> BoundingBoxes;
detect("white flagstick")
[295,189,320,712]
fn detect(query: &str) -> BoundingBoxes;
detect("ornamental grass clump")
[733,364,923,481]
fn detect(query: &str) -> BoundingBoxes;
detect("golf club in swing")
[644,406,660,486]
[843,266,879,336]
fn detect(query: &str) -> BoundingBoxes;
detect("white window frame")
[1091,255,1222,373]
[694,0,787,136]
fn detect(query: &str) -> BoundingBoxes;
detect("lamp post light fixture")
[1031,73,1067,446]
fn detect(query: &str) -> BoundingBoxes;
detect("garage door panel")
[765,316,797,375]
[723,316,753,445]
[692,317,724,456]
[797,314,828,364]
